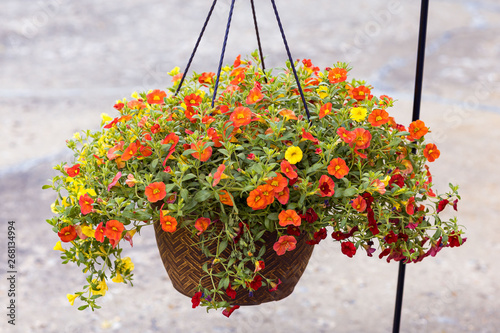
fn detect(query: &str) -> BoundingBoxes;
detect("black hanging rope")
[270,0,311,121]
[211,0,236,108]
[175,0,218,96]
[250,0,266,74]
[392,1,429,332]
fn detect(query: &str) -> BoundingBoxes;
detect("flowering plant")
[46,51,464,315]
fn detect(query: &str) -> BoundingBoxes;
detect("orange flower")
[423,143,440,162]
[184,107,198,123]
[219,190,234,206]
[319,102,332,119]
[337,127,355,143]
[121,141,139,161]
[274,186,290,205]
[328,158,349,179]
[318,175,335,197]
[328,67,348,84]
[229,67,246,85]
[145,182,166,203]
[146,89,166,104]
[351,195,367,212]
[162,132,179,161]
[198,72,215,85]
[259,184,275,206]
[351,128,372,150]
[349,85,372,101]
[212,164,226,187]
[207,128,223,147]
[229,106,252,128]
[95,222,105,242]
[367,109,389,127]
[266,173,287,193]
[280,160,298,179]
[247,185,274,210]
[279,109,298,121]
[79,193,94,215]
[301,128,319,145]
[184,93,202,107]
[190,141,213,162]
[278,210,301,227]
[127,100,146,110]
[408,119,428,141]
[246,86,264,104]
[273,235,297,256]
[58,225,77,242]
[160,211,177,233]
[194,217,211,235]
[105,220,124,248]
[65,164,81,177]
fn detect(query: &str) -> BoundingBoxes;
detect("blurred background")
[1,0,499,332]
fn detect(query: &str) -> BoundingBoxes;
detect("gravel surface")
[1,1,500,332]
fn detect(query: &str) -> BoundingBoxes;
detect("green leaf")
[182,173,197,182]
[217,240,228,256]
[194,190,212,202]
[78,305,89,311]
[267,212,279,221]
[306,162,324,175]
[42,184,52,190]
[343,187,357,197]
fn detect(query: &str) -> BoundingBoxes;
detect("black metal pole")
[392,1,429,332]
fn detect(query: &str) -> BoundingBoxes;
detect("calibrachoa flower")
[273,235,297,256]
[46,52,463,315]
[145,182,166,203]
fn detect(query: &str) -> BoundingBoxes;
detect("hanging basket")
[153,220,314,305]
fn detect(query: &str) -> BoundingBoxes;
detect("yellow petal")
[53,241,64,251]
[67,294,78,306]
[112,272,124,283]
[101,113,112,122]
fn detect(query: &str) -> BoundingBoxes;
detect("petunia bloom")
[212,164,226,187]
[423,143,440,162]
[58,225,77,242]
[273,235,297,256]
[328,67,348,84]
[278,209,301,227]
[274,186,290,205]
[318,175,335,197]
[194,217,211,235]
[281,160,298,179]
[107,172,122,191]
[65,164,81,177]
[160,211,178,233]
[351,195,367,212]
[285,146,303,165]
[246,85,264,104]
[349,85,371,101]
[408,119,428,141]
[350,107,368,122]
[198,72,215,85]
[190,141,213,162]
[79,193,94,215]
[266,173,287,193]
[222,305,240,318]
[226,285,237,299]
[229,106,252,128]
[105,220,124,248]
[219,190,234,206]
[184,93,202,107]
[191,291,203,308]
[327,158,349,179]
[95,222,105,242]
[146,89,167,104]
[145,182,167,203]
[337,127,355,144]
[319,102,333,119]
[367,109,389,126]
[341,241,357,258]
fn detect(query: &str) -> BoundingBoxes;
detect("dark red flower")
[437,199,449,213]
[299,208,318,224]
[222,305,240,318]
[452,199,459,211]
[286,225,301,236]
[191,291,203,308]
[249,275,262,291]
[226,285,236,300]
[389,174,405,189]
[306,228,327,245]
[384,230,398,244]
[58,225,77,242]
[448,231,465,248]
[331,231,348,241]
[341,241,357,258]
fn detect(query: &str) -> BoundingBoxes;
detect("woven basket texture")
[154,220,314,305]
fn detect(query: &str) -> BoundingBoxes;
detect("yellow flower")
[316,86,329,99]
[112,272,124,283]
[81,226,95,238]
[53,241,64,251]
[67,294,78,306]
[73,132,81,140]
[131,91,139,99]
[91,279,108,296]
[350,107,368,122]
[168,66,180,76]
[121,257,135,272]
[285,146,303,165]
[101,113,112,123]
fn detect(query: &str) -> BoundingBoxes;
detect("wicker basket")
[153,220,314,305]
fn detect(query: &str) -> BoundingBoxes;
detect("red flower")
[306,228,327,245]
[328,67,348,84]
[367,109,389,127]
[341,241,357,258]
[384,230,399,244]
[246,85,264,104]
[226,285,237,299]
[191,291,203,308]
[437,199,449,213]
[299,208,319,224]
[114,102,124,110]
[146,89,166,104]
[247,185,274,210]
[229,106,252,128]
[65,164,81,177]
[406,196,415,215]
[331,231,348,241]
[281,160,298,179]
[448,231,465,248]
[121,141,139,161]
[274,186,290,205]
[190,141,213,162]
[198,72,215,85]
[79,193,94,215]
[273,235,297,256]
[268,279,282,292]
[105,220,124,248]
[145,182,167,203]
[327,158,349,179]
[319,102,332,119]
[249,275,262,291]
[337,127,355,144]
[58,225,77,242]
[266,173,287,193]
[212,164,226,187]
[222,305,240,318]
[207,128,222,148]
[95,222,105,242]
[351,127,372,150]
[349,85,372,101]
[107,172,122,191]
[423,143,440,162]
[301,128,319,145]
[278,209,301,227]
[389,174,405,189]
[254,260,265,273]
[408,119,428,141]
[184,93,202,107]
[194,217,210,235]
[318,175,335,197]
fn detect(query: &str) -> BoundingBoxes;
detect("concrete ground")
[1,0,499,332]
